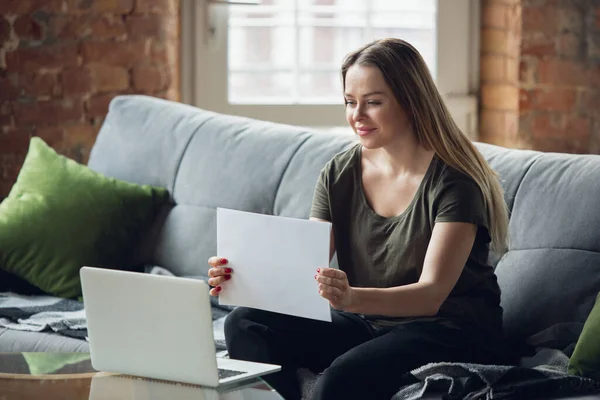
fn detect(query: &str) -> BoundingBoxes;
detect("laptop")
[80,266,281,387]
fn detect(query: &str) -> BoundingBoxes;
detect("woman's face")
[344,64,413,150]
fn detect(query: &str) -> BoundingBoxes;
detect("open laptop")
[80,266,281,387]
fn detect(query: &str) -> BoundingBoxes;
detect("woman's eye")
[344,100,380,106]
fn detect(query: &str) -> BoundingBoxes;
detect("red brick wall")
[479,0,523,148]
[0,0,180,197]
[519,0,600,153]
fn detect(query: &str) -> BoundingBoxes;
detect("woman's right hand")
[207,257,232,297]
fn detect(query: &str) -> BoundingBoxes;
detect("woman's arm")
[310,217,336,263]
[317,221,476,316]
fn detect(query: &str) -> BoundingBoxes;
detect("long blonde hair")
[341,38,509,253]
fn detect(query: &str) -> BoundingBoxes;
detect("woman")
[207,38,510,400]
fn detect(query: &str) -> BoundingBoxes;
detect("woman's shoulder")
[430,156,481,194]
[321,142,361,178]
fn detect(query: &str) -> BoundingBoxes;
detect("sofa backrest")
[478,142,600,348]
[89,95,600,348]
[88,95,355,274]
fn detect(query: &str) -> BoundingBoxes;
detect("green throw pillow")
[0,137,169,298]
[569,292,600,381]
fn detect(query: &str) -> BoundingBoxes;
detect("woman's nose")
[353,105,365,121]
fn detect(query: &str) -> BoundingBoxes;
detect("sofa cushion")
[88,95,212,194]
[88,95,356,277]
[477,143,600,351]
[494,249,600,350]
[168,113,355,276]
[0,137,169,298]
[0,328,89,352]
[569,293,600,381]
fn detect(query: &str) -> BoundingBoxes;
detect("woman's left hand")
[315,268,354,311]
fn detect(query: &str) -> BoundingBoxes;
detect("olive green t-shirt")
[310,144,503,334]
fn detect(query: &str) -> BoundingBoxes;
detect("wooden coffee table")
[0,352,283,399]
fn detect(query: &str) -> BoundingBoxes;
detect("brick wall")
[0,0,180,197]
[479,0,523,148]
[519,0,600,153]
[479,0,599,154]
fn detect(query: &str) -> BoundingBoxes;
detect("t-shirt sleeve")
[434,174,491,243]
[309,166,331,221]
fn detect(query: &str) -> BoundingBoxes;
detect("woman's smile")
[357,127,376,136]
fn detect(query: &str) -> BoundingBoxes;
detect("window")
[181,0,480,138]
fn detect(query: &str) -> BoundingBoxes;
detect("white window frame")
[181,0,480,139]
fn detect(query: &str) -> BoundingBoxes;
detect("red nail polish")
[225,274,231,280]
[225,268,232,273]
[216,286,222,292]
[317,268,320,273]
[314,274,317,280]
[221,258,228,264]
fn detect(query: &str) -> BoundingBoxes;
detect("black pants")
[225,307,504,400]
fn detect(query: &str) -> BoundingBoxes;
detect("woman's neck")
[363,138,435,178]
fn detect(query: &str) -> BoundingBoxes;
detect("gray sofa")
[1,95,599,398]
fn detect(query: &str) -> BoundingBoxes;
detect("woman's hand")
[207,257,232,296]
[315,268,354,311]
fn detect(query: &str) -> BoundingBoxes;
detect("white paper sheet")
[217,208,333,322]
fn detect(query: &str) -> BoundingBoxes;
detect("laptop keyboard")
[218,367,246,380]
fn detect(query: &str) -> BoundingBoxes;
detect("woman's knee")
[224,307,266,341]
[314,354,366,398]
[224,307,281,343]
[224,307,250,334]
[225,307,291,366]
[224,307,265,358]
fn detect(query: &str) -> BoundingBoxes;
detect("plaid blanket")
[0,292,88,339]
[0,267,233,351]
[0,291,230,352]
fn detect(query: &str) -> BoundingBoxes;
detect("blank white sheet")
[217,208,332,322]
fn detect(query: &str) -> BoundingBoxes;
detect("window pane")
[231,0,294,15]
[370,11,435,29]
[298,72,342,102]
[299,26,366,68]
[228,0,438,104]
[229,72,294,103]
[229,26,295,69]
[302,0,367,9]
[298,10,366,27]
[371,0,435,11]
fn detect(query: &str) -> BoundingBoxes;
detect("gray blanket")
[0,292,88,339]
[0,268,232,351]
[393,349,600,399]
[0,291,230,351]
[296,349,600,400]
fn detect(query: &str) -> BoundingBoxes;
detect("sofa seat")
[0,328,89,353]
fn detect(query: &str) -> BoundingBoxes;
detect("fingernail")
[216,286,222,292]
[225,274,231,280]
[316,268,320,273]
[314,274,317,280]
[221,258,228,264]
[224,268,232,273]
